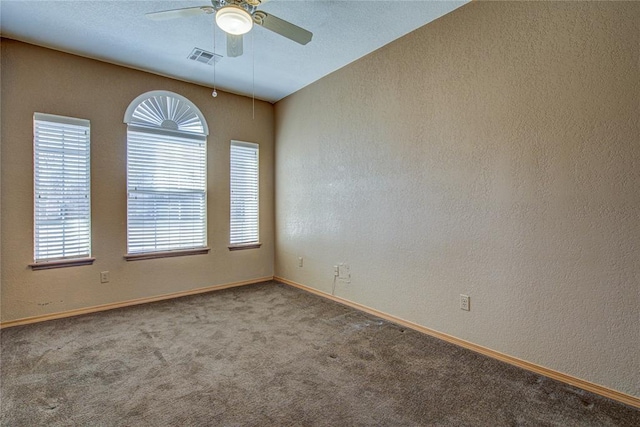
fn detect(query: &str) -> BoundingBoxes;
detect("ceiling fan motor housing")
[212,0,258,15]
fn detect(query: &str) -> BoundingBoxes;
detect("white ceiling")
[0,0,468,103]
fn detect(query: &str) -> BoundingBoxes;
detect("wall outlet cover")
[338,264,351,282]
[460,294,470,311]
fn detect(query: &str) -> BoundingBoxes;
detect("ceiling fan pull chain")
[212,19,218,97]
[252,29,255,120]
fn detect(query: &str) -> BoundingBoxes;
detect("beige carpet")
[1,281,638,426]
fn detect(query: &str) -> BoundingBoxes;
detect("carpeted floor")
[1,281,638,426]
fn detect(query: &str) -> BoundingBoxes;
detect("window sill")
[29,257,96,270]
[124,247,210,261]
[228,243,262,251]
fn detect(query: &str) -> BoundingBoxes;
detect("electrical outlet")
[298,257,303,267]
[333,265,339,276]
[460,294,470,311]
[100,271,110,283]
[338,264,351,282]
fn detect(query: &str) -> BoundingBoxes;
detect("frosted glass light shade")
[216,6,253,35]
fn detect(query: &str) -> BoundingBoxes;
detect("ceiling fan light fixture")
[216,6,253,35]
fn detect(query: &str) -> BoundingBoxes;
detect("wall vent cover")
[188,48,222,65]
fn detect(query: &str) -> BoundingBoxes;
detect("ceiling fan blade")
[145,6,214,21]
[253,11,312,45]
[227,34,244,58]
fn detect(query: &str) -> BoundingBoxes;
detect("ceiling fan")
[146,0,313,58]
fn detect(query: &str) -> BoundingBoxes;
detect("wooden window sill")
[228,243,262,251]
[124,248,210,261]
[30,257,96,270]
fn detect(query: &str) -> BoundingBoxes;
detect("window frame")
[229,140,261,250]
[30,112,94,270]
[124,91,209,260]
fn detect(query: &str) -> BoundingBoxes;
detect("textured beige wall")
[1,40,274,322]
[274,2,640,397]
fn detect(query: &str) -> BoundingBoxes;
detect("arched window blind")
[124,91,208,255]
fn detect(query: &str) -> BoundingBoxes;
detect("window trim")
[124,248,210,261]
[29,257,95,271]
[228,243,262,251]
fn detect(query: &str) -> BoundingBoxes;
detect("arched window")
[124,91,209,258]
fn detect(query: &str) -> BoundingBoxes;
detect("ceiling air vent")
[188,48,222,66]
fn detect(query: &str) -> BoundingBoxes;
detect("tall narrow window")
[230,141,259,248]
[33,113,92,266]
[124,91,209,259]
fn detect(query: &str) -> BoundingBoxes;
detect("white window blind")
[33,113,91,262]
[125,91,208,256]
[230,141,259,245]
[127,130,207,254]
